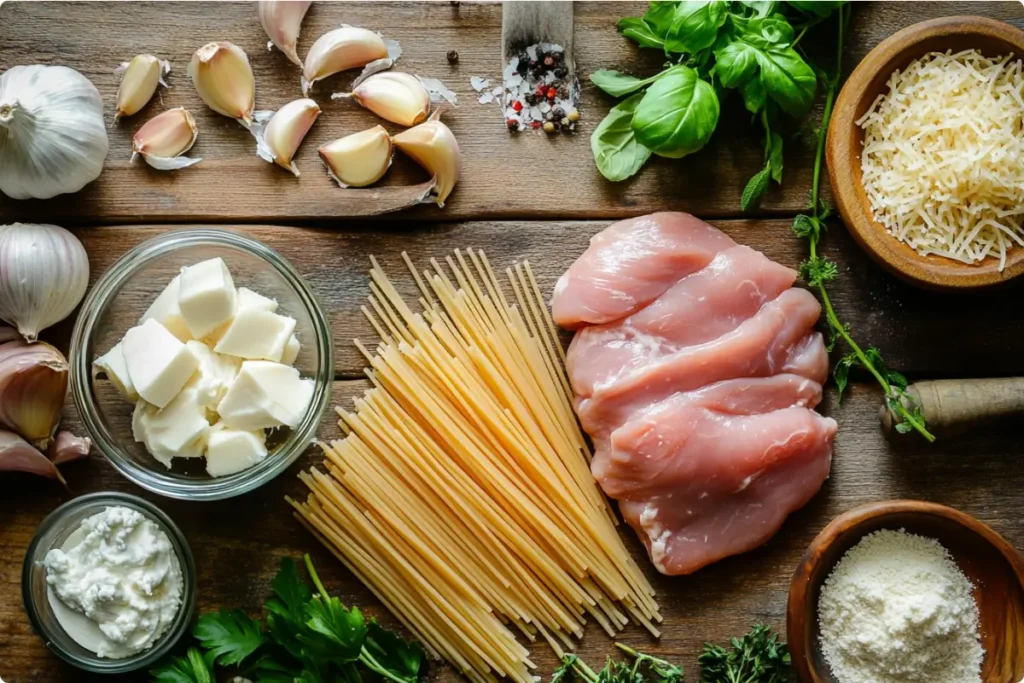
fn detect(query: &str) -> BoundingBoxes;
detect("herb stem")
[304,553,329,598]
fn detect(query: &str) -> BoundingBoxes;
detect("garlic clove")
[259,0,312,66]
[0,429,66,484]
[0,225,89,342]
[254,98,320,176]
[302,25,399,96]
[115,54,171,122]
[392,111,461,207]
[0,332,68,448]
[188,41,256,126]
[132,107,202,171]
[335,71,430,127]
[319,125,393,187]
[48,431,91,466]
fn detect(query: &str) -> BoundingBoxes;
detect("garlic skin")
[188,41,258,126]
[339,71,429,127]
[115,54,170,122]
[392,111,461,207]
[302,25,400,96]
[319,125,392,188]
[255,98,320,176]
[0,331,69,448]
[48,431,91,466]
[0,65,109,200]
[0,224,90,342]
[133,107,202,171]
[0,428,66,485]
[259,0,312,66]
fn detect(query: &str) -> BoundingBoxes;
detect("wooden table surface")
[2,2,1024,682]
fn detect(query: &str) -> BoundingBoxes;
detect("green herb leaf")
[832,351,859,401]
[592,93,653,182]
[266,557,314,626]
[787,0,846,18]
[632,66,720,159]
[768,131,784,183]
[590,67,678,98]
[661,1,729,55]
[740,166,771,211]
[617,17,667,50]
[150,647,213,683]
[302,596,368,663]
[361,620,425,683]
[698,624,791,683]
[551,654,579,683]
[798,255,838,287]
[738,76,766,113]
[194,608,265,666]
[791,213,819,240]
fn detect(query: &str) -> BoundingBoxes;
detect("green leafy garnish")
[150,647,213,683]
[194,608,265,666]
[591,93,653,183]
[697,624,791,683]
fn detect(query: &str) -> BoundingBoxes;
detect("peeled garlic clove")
[48,431,91,466]
[0,332,68,447]
[259,0,312,67]
[336,71,429,127]
[254,98,320,176]
[302,25,399,96]
[392,111,461,207]
[132,107,202,171]
[0,429,66,484]
[0,224,89,342]
[115,54,170,122]
[188,41,257,126]
[319,125,392,188]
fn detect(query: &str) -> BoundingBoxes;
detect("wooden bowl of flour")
[787,500,1024,683]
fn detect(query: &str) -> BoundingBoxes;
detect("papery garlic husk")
[0,331,69,448]
[259,0,312,67]
[132,107,202,171]
[302,25,401,96]
[0,224,89,342]
[188,41,258,126]
[0,65,109,200]
[254,98,320,176]
[336,71,429,127]
[319,125,392,187]
[115,54,170,122]
[48,431,91,466]
[392,110,461,207]
[0,428,66,485]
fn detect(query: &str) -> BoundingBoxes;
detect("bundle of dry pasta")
[288,249,660,683]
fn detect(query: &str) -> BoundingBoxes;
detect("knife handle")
[880,378,1024,438]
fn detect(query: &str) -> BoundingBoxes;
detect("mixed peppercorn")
[501,44,579,134]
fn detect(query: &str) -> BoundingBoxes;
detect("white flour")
[817,528,983,683]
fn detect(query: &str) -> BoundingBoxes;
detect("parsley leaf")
[798,255,837,287]
[552,654,580,683]
[194,608,265,666]
[301,597,367,664]
[362,619,425,683]
[266,557,313,624]
[151,647,213,683]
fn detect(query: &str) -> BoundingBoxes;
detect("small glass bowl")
[22,492,197,673]
[70,229,334,501]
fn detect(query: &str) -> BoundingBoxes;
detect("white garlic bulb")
[0,65,109,200]
[0,224,90,343]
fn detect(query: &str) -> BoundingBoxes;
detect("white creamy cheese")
[214,308,296,362]
[218,361,314,431]
[205,424,268,477]
[133,384,210,468]
[178,257,237,339]
[93,342,138,403]
[186,340,241,411]
[237,287,278,312]
[140,275,192,342]
[281,334,301,366]
[122,320,200,409]
[43,506,183,659]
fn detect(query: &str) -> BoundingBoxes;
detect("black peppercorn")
[554,67,567,78]
[506,118,519,131]
[447,50,459,64]
[524,93,538,106]
[552,107,565,120]
[544,111,554,122]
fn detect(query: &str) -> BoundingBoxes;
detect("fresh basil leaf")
[632,66,720,159]
[787,0,846,17]
[302,597,367,663]
[616,17,666,50]
[662,1,729,55]
[769,131,784,183]
[739,76,766,113]
[740,166,770,211]
[736,0,778,17]
[590,68,670,98]
[194,609,265,667]
[757,46,816,115]
[642,2,679,38]
[361,620,425,683]
[714,37,760,89]
[591,93,652,182]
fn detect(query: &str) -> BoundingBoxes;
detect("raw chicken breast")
[551,213,735,329]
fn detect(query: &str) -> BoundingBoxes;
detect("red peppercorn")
[546,87,557,100]
[535,84,547,96]
[506,118,519,130]
[530,120,542,129]
[511,100,523,112]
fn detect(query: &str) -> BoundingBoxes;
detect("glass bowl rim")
[21,491,198,673]
[70,228,334,501]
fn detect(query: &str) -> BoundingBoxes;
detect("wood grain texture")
[0,2,1019,223]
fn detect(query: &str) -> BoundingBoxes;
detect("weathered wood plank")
[1,2,1019,223]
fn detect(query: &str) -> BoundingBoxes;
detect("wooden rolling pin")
[880,378,1024,438]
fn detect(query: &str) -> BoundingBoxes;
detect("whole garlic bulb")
[0,224,90,342]
[0,65,109,200]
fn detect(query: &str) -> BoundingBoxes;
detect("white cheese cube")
[205,424,268,477]
[132,386,209,468]
[185,341,241,411]
[178,257,238,339]
[237,287,278,313]
[140,275,192,342]
[214,308,296,362]
[93,342,138,403]
[280,334,301,366]
[122,319,200,409]
[217,361,314,431]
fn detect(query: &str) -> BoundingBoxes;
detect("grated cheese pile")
[857,49,1024,269]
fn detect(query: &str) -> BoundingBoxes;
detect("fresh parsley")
[149,555,425,683]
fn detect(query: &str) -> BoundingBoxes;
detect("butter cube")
[94,342,138,402]
[217,361,314,431]
[122,319,199,408]
[205,424,268,477]
[214,308,296,362]
[178,258,237,339]
[132,386,209,468]
[185,341,241,411]
[140,275,192,342]
[237,287,278,313]
[280,334,300,366]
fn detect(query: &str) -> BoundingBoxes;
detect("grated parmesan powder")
[817,529,983,683]
[857,49,1024,269]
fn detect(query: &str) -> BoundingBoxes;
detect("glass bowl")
[70,229,334,501]
[22,492,197,673]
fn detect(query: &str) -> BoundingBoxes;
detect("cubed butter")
[205,424,268,477]
[214,308,296,362]
[237,287,278,313]
[140,275,192,342]
[94,342,138,402]
[217,360,314,431]
[122,319,199,408]
[178,257,237,339]
[280,334,301,366]
[132,385,209,468]
[185,340,241,411]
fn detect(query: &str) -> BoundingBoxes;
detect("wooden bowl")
[787,500,1024,683]
[827,16,1024,289]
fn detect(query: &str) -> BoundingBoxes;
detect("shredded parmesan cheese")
[857,49,1024,269]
